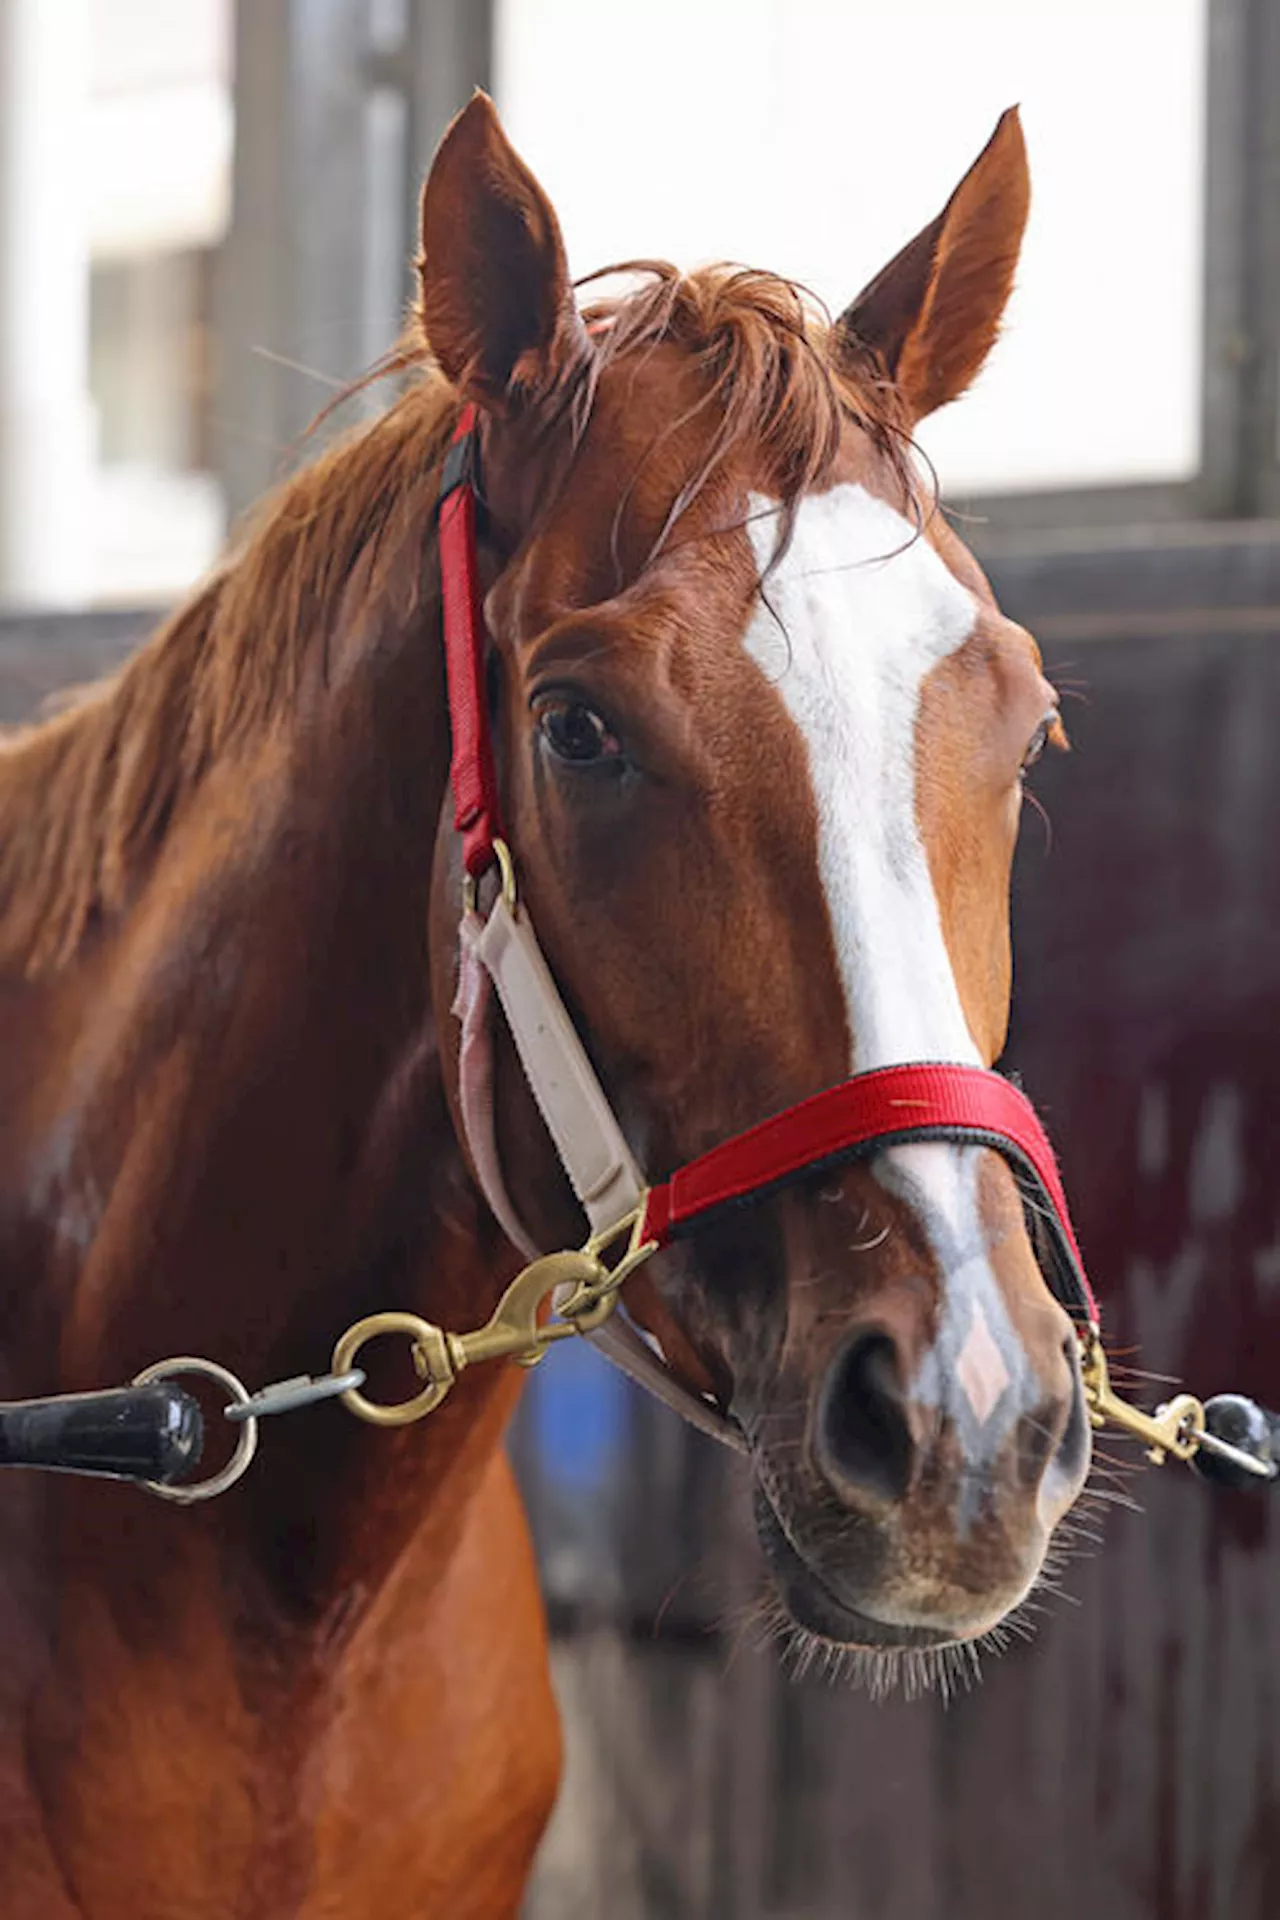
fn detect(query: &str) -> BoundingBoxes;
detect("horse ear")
[836,108,1029,423]
[419,93,587,412]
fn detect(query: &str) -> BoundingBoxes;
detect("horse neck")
[0,400,525,1613]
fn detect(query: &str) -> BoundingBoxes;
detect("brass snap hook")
[329,1213,658,1429]
[1079,1328,1204,1466]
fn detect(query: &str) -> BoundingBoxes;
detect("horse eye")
[1021,714,1054,774]
[536,698,621,765]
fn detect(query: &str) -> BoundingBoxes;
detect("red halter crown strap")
[436,405,1097,1336]
[439,403,505,878]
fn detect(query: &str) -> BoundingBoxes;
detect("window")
[496,0,1207,498]
[87,0,232,602]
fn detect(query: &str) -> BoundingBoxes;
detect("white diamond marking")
[955,1299,1011,1428]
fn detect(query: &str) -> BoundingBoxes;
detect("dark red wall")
[517,533,1280,1919]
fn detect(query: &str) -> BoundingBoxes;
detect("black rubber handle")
[1192,1393,1279,1492]
[0,1385,204,1485]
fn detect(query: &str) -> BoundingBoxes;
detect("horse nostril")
[1020,1332,1089,1490]
[1054,1340,1091,1485]
[817,1331,916,1506]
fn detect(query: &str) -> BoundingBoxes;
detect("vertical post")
[1199,0,1250,516]
[216,0,374,525]
[1243,0,1280,517]
[1199,0,1280,517]
[217,0,492,527]
[0,0,94,607]
[404,0,491,251]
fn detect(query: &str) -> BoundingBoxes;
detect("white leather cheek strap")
[452,895,747,1453]
[468,893,645,1236]
[451,928,541,1261]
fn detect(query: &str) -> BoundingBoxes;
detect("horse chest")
[0,1450,556,1919]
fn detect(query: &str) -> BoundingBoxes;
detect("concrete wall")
[0,606,154,722]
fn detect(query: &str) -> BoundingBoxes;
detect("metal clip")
[1193,1422,1279,1482]
[331,1251,604,1428]
[330,1208,658,1429]
[454,1249,606,1370]
[1080,1330,1204,1466]
[224,1370,366,1423]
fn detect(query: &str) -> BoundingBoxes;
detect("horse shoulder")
[306,1442,561,1917]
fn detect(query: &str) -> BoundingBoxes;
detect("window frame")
[959,0,1280,544]
[221,0,1275,540]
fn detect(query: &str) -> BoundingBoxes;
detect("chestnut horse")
[0,97,1089,1916]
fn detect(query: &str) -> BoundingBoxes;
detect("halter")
[433,402,1096,1451]
[3,402,1273,1503]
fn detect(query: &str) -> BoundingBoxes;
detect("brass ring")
[331,1312,455,1427]
[461,838,518,919]
[493,838,517,908]
[132,1357,258,1504]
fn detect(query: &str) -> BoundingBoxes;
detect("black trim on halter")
[438,417,481,504]
[663,1122,1093,1323]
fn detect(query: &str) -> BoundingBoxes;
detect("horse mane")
[0,262,914,981]
[0,370,459,977]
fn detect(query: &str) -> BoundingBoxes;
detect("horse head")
[422,98,1090,1670]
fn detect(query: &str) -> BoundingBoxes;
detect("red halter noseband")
[438,404,1096,1327]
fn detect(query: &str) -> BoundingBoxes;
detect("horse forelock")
[572,261,923,573]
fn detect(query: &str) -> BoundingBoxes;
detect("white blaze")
[743,483,980,1072]
[744,486,1027,1435]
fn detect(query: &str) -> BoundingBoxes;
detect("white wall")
[495,0,1206,494]
[0,0,94,606]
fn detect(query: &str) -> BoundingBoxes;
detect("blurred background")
[2,2,1278,1916]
